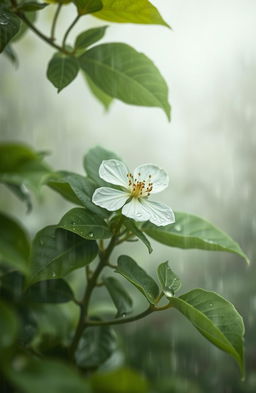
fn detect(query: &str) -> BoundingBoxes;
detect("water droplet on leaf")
[88,232,94,238]
[174,224,182,232]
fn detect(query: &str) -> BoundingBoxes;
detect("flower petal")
[92,187,129,211]
[140,199,175,226]
[133,164,169,194]
[99,159,129,188]
[122,198,151,222]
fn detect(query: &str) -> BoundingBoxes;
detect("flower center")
[127,173,153,198]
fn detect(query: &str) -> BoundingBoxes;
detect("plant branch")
[15,11,70,54]
[50,3,62,41]
[62,14,80,48]
[69,219,123,359]
[87,305,155,326]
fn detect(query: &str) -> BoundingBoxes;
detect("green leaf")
[79,43,171,120]
[90,367,149,393]
[123,218,152,254]
[117,255,159,304]
[0,212,30,274]
[143,212,249,263]
[0,142,50,193]
[0,7,20,53]
[170,289,245,376]
[74,0,102,15]
[58,207,111,240]
[85,74,113,111]
[7,357,91,393]
[17,2,48,11]
[0,271,24,302]
[83,145,121,186]
[47,171,109,218]
[157,261,181,297]
[75,324,116,368]
[47,52,79,93]
[25,279,74,303]
[103,276,133,317]
[0,301,19,353]
[75,25,108,50]
[93,0,169,27]
[12,11,36,42]
[30,225,98,283]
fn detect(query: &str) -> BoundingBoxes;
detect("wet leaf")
[79,43,171,120]
[58,207,111,240]
[47,171,109,217]
[30,225,98,283]
[75,26,108,50]
[75,324,116,368]
[157,261,181,297]
[117,255,159,304]
[83,145,120,186]
[0,212,30,274]
[124,218,152,254]
[170,289,245,377]
[103,276,133,317]
[47,53,79,92]
[25,279,74,303]
[93,0,169,27]
[143,212,249,263]
[0,7,20,53]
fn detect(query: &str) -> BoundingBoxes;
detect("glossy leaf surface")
[157,261,181,297]
[75,324,116,368]
[0,7,20,53]
[124,219,152,254]
[75,25,108,50]
[117,255,159,304]
[93,0,169,27]
[143,212,249,263]
[103,276,133,317]
[47,171,109,217]
[170,289,244,376]
[30,225,97,283]
[79,43,171,120]
[58,207,111,240]
[47,53,79,92]
[25,279,74,303]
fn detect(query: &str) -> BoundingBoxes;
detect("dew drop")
[52,272,56,278]
[121,313,126,318]
[88,232,94,238]
[174,224,182,232]
[164,287,174,297]
[209,303,213,307]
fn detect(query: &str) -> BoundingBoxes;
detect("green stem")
[69,219,123,359]
[50,3,62,41]
[16,12,70,54]
[62,15,80,48]
[87,305,155,327]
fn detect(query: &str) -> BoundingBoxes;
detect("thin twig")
[50,3,62,41]
[62,14,80,48]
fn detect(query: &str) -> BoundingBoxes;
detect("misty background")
[1,1,255,391]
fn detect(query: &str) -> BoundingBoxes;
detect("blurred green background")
[1,0,256,391]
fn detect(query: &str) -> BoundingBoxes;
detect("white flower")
[92,159,175,226]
